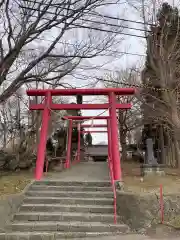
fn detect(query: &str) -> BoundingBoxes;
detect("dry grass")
[122,162,180,194]
[167,216,180,229]
[0,171,33,198]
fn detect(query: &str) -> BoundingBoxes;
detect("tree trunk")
[120,128,127,162]
[171,107,180,168]
[159,125,165,164]
[173,132,180,168]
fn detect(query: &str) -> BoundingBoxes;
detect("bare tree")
[130,1,180,167]
[0,90,26,150]
[0,0,124,103]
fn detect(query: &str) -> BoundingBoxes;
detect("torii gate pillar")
[109,92,121,181]
[107,119,112,161]
[36,92,51,180]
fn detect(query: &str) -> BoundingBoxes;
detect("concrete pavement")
[84,234,179,240]
[45,161,110,181]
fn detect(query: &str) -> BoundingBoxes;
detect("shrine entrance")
[27,88,135,182]
[82,124,108,162]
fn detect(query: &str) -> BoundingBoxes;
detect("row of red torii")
[27,88,135,183]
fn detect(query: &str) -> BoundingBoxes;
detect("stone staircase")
[1,180,129,239]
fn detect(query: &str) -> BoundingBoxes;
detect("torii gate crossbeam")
[63,116,109,120]
[30,103,131,110]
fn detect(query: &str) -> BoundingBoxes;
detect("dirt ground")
[145,223,180,239]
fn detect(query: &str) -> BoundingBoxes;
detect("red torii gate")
[64,121,111,172]
[63,116,110,171]
[81,123,109,158]
[27,88,135,181]
[62,117,109,169]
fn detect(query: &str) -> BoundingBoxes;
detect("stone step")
[14,211,118,223]
[29,185,112,192]
[20,203,114,214]
[33,180,111,187]
[0,231,120,240]
[23,197,113,205]
[9,221,129,233]
[25,190,113,198]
